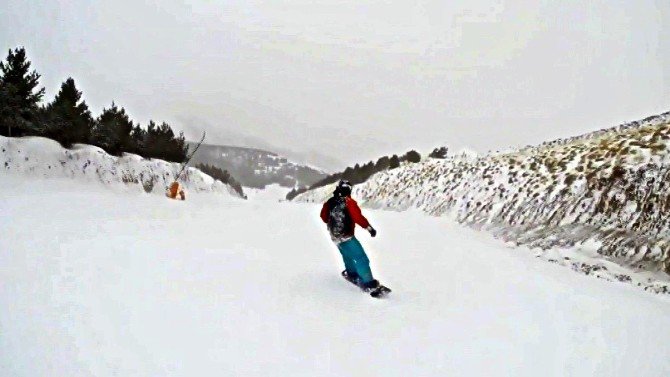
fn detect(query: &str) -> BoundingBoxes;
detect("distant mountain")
[187,142,328,189]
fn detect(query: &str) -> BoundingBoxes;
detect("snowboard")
[369,285,392,298]
[342,272,392,298]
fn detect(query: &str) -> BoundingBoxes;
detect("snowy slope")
[1,136,243,198]
[188,142,328,189]
[244,183,292,202]
[1,175,670,376]
[296,111,670,293]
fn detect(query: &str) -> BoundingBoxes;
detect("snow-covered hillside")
[188,142,328,189]
[296,112,670,293]
[1,136,243,198]
[2,175,670,376]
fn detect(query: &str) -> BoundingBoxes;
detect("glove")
[367,226,377,237]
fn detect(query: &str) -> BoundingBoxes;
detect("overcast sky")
[2,1,668,170]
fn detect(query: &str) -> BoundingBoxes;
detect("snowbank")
[0,136,243,198]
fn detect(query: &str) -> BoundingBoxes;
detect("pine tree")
[350,163,369,184]
[342,166,355,181]
[93,103,134,155]
[130,124,147,155]
[142,121,188,162]
[428,147,448,159]
[45,78,93,147]
[0,47,45,137]
[375,156,390,171]
[171,129,188,162]
[142,120,158,157]
[195,163,245,198]
[389,154,400,169]
[361,161,375,178]
[403,150,421,163]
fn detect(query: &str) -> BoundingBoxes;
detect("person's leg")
[337,242,358,277]
[338,237,374,284]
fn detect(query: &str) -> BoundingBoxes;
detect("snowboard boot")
[362,279,380,292]
[363,279,391,297]
[341,270,360,284]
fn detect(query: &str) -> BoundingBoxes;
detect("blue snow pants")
[337,237,374,284]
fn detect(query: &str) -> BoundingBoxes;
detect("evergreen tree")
[375,156,390,171]
[353,163,373,184]
[93,102,134,155]
[44,78,93,147]
[171,129,188,162]
[143,120,159,157]
[286,186,309,201]
[195,163,246,198]
[428,146,448,159]
[0,47,45,137]
[389,154,400,169]
[403,150,421,163]
[342,166,355,181]
[130,124,147,155]
[143,121,188,162]
[361,161,375,178]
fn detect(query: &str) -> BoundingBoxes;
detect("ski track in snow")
[2,176,670,376]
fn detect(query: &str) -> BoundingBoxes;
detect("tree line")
[286,149,422,200]
[195,163,246,198]
[0,47,188,162]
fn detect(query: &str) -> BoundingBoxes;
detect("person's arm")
[346,198,376,236]
[320,202,329,223]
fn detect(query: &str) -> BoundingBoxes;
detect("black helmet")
[334,180,352,197]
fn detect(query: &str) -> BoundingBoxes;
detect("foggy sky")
[2,1,668,170]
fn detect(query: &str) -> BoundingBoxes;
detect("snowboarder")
[166,181,186,200]
[320,180,388,295]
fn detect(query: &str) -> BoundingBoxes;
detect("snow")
[244,184,291,202]
[2,175,670,376]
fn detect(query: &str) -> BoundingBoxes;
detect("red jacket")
[320,197,370,237]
